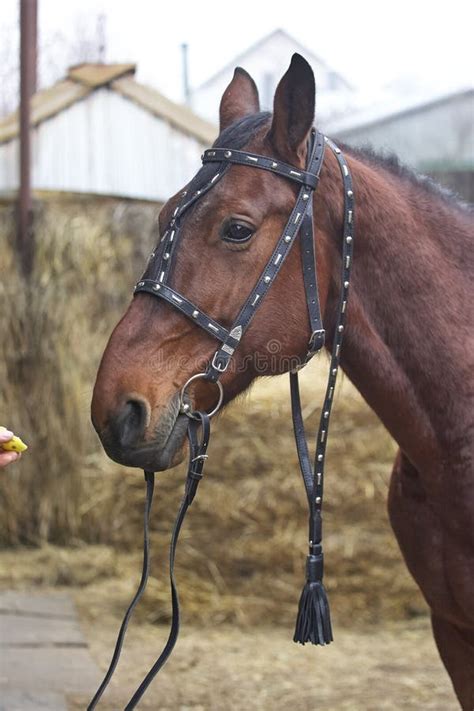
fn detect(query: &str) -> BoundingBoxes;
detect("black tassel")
[293,552,333,645]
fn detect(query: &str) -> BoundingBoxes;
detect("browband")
[202,147,322,189]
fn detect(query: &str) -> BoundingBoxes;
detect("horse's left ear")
[268,54,315,165]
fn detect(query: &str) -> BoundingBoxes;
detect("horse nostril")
[114,396,150,448]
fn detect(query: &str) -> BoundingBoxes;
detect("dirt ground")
[0,532,461,710]
[70,615,458,711]
[0,362,463,710]
[0,547,460,710]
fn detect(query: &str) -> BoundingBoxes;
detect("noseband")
[88,130,354,709]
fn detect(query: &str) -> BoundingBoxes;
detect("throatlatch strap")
[87,413,210,710]
[291,138,355,646]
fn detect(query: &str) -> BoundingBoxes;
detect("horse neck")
[315,149,473,472]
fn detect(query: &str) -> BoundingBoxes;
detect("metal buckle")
[290,329,326,373]
[211,351,229,373]
[308,329,325,352]
[179,372,224,419]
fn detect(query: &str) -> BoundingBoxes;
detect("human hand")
[0,429,21,469]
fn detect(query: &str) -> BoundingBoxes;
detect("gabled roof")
[67,62,136,87]
[328,86,474,136]
[0,63,216,145]
[194,28,352,92]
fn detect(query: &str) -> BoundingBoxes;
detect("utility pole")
[181,43,190,105]
[18,0,37,276]
[97,13,106,63]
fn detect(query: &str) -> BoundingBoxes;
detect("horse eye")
[222,222,254,243]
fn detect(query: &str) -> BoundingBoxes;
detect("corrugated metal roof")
[67,62,136,87]
[0,63,216,145]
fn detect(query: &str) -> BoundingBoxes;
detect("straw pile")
[0,196,426,628]
[0,194,157,543]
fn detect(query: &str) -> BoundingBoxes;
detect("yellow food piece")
[1,435,28,453]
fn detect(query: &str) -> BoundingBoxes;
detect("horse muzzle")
[93,392,189,471]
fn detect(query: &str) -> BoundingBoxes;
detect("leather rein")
[88,130,354,709]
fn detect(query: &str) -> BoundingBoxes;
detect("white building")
[0,63,217,202]
[190,29,355,126]
[328,87,474,202]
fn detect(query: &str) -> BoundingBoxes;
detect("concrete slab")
[0,592,76,619]
[0,614,86,647]
[0,691,67,711]
[0,647,101,693]
[0,591,101,710]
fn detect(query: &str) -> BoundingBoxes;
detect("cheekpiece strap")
[205,130,326,382]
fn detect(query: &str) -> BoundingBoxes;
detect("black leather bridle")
[88,130,354,709]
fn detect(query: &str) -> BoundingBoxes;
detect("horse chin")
[101,413,189,472]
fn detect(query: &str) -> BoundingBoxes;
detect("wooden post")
[18,0,37,275]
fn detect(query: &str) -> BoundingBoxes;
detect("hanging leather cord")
[87,412,210,710]
[87,472,155,711]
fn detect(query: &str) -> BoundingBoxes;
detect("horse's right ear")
[219,67,260,133]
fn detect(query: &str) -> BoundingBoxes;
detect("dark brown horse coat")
[91,56,474,709]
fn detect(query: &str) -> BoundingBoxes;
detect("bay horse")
[91,55,474,709]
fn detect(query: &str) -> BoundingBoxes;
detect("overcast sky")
[2,0,473,104]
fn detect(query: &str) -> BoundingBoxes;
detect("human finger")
[0,451,19,468]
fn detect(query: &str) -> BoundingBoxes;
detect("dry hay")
[0,196,426,629]
[0,195,157,543]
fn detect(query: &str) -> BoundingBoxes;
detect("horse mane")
[343,143,472,215]
[213,112,471,217]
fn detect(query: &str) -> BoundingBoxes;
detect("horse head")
[91,55,333,471]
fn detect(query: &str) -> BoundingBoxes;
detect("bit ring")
[179,373,224,419]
